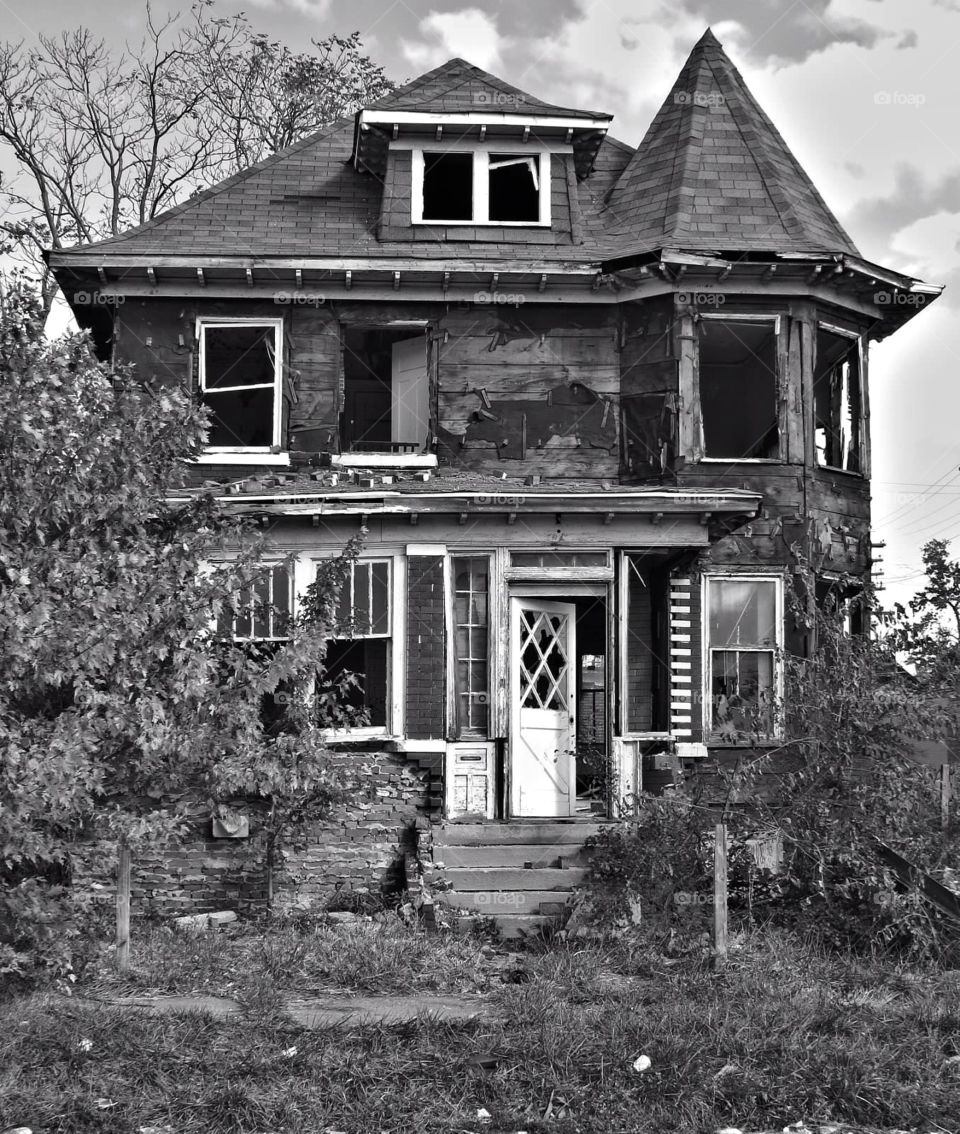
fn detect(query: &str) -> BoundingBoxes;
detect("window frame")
[697,313,782,464]
[411,146,552,227]
[450,554,493,739]
[702,573,784,743]
[814,321,865,476]
[196,316,285,459]
[313,552,405,740]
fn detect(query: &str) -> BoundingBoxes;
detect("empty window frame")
[510,552,609,568]
[324,559,392,730]
[216,563,292,732]
[452,557,490,736]
[705,575,782,739]
[413,149,550,225]
[815,326,862,472]
[341,327,429,453]
[699,317,780,459]
[198,319,283,451]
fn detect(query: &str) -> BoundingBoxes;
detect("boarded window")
[199,322,280,448]
[325,559,391,729]
[488,154,540,222]
[815,328,862,471]
[422,152,473,221]
[341,327,428,453]
[699,319,779,459]
[453,557,489,735]
[707,577,780,738]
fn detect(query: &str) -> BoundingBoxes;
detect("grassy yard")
[3,920,960,1133]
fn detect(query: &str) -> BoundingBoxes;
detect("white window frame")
[697,313,782,464]
[411,145,552,227]
[814,321,865,476]
[449,553,494,739]
[196,316,285,460]
[702,573,784,742]
[313,552,405,740]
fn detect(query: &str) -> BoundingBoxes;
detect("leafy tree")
[0,3,392,313]
[0,278,355,984]
[892,539,960,684]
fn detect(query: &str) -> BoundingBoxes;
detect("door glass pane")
[709,579,776,647]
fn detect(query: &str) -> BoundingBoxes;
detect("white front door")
[511,598,576,817]
[391,336,428,449]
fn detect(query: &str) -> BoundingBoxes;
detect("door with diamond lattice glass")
[510,598,576,817]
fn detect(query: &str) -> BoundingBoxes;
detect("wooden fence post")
[714,823,728,965]
[116,839,131,973]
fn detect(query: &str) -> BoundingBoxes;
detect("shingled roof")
[604,29,859,257]
[49,35,858,265]
[364,56,610,120]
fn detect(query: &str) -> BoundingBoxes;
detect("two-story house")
[48,31,940,929]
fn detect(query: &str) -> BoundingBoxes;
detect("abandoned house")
[48,30,941,931]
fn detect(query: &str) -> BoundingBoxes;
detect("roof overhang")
[601,248,943,338]
[353,108,610,180]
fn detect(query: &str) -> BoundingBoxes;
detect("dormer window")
[412,148,551,226]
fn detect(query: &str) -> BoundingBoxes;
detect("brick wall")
[405,555,446,739]
[75,750,433,918]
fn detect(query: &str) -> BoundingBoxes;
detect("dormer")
[352,58,611,241]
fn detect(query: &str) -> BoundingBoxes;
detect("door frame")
[506,582,611,819]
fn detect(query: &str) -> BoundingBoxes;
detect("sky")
[2,0,959,607]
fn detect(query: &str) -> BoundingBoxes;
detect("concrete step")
[437,889,575,915]
[441,867,587,891]
[456,912,562,940]
[433,843,591,868]
[435,822,603,847]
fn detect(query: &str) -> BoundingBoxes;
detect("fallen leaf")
[476,1107,492,1123]
[632,1054,652,1073]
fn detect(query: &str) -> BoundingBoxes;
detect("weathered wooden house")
[49,31,940,930]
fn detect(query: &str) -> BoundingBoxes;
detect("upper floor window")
[198,318,283,453]
[815,325,862,473]
[411,149,551,226]
[705,575,782,740]
[699,316,779,460]
[339,326,429,457]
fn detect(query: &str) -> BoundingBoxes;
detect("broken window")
[324,559,391,729]
[699,318,779,459]
[199,320,282,450]
[341,327,429,453]
[422,151,473,221]
[706,576,781,739]
[453,557,490,736]
[488,153,540,222]
[415,150,549,225]
[815,327,862,472]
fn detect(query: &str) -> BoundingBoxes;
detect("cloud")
[401,9,505,72]
[243,0,332,15]
[674,0,892,64]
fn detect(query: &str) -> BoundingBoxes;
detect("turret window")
[815,326,862,472]
[698,316,780,460]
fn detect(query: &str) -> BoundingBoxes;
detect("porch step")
[433,822,604,847]
[437,889,575,915]
[454,913,564,939]
[440,867,587,891]
[429,823,598,939]
[434,843,590,868]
